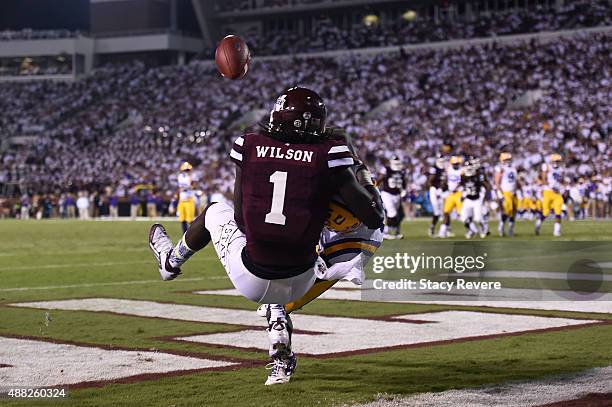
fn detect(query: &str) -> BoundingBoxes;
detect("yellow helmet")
[499,152,512,162]
[549,154,562,162]
[179,161,193,172]
[325,200,361,233]
[449,155,463,165]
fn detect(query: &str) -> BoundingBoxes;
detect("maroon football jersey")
[381,167,406,195]
[230,132,354,273]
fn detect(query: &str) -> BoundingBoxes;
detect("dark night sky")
[0,1,199,33]
[0,0,90,31]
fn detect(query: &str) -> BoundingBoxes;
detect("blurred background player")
[438,155,463,238]
[494,153,521,237]
[380,156,406,239]
[427,140,452,237]
[568,177,587,221]
[460,158,490,239]
[177,161,196,233]
[536,154,564,236]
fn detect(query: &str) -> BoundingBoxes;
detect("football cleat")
[265,353,297,386]
[465,230,474,239]
[148,224,181,281]
[256,304,269,318]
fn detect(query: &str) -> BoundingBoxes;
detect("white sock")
[554,222,561,235]
[508,221,515,235]
[269,304,286,324]
[439,223,448,237]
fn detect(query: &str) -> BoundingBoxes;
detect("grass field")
[0,219,611,407]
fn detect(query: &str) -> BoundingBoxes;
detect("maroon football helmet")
[268,87,327,142]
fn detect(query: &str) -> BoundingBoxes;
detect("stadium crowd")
[0,29,79,41]
[0,30,610,219]
[245,0,610,55]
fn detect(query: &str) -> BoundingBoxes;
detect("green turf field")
[0,219,610,406]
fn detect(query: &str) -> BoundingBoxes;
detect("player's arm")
[334,167,384,229]
[494,169,502,190]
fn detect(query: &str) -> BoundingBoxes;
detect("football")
[215,34,251,80]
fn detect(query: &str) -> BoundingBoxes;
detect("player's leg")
[499,193,509,237]
[553,193,563,237]
[460,200,474,239]
[439,194,454,238]
[507,193,517,237]
[429,187,440,237]
[472,199,484,238]
[382,191,400,239]
[537,191,551,235]
[263,304,297,385]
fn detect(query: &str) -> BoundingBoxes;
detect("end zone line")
[0,276,228,292]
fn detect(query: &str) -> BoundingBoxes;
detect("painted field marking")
[194,288,612,314]
[352,366,612,407]
[0,277,229,292]
[0,336,236,388]
[9,299,597,356]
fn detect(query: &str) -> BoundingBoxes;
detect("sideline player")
[428,156,448,237]
[148,87,384,382]
[460,158,490,238]
[438,155,463,238]
[380,156,406,239]
[494,153,520,237]
[536,153,564,236]
[176,162,196,233]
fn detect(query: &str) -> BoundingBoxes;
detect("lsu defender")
[438,155,463,238]
[494,153,521,237]
[177,162,197,233]
[148,87,384,385]
[460,158,490,239]
[536,153,565,236]
[380,156,406,239]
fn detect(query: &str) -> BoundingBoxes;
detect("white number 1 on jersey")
[265,171,287,225]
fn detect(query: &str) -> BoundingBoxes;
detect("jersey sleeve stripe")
[328,151,353,161]
[328,145,350,154]
[234,136,244,146]
[230,149,243,162]
[328,157,354,168]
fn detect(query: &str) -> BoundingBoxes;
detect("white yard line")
[0,276,228,292]
[194,288,612,314]
[0,257,215,272]
[351,366,612,407]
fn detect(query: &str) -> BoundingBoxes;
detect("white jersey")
[495,165,518,193]
[542,163,563,193]
[569,184,585,202]
[177,172,193,201]
[446,167,462,192]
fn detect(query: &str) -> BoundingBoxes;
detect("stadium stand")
[0,1,610,219]
[237,0,611,55]
[1,31,610,218]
